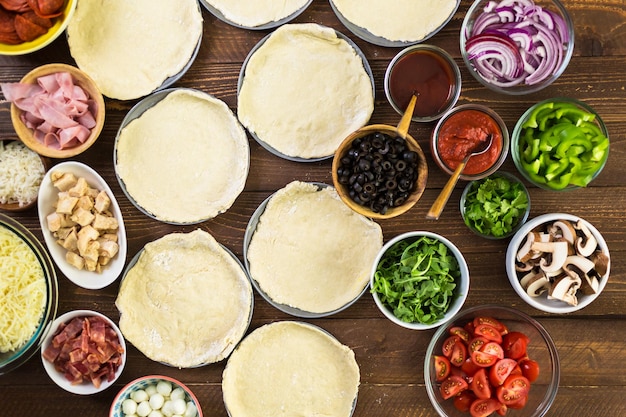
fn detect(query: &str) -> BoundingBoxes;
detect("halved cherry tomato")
[470,368,492,400]
[496,404,508,416]
[474,324,503,343]
[507,392,529,409]
[489,358,518,386]
[481,342,504,360]
[450,326,471,343]
[501,332,530,359]
[469,398,502,417]
[434,355,451,382]
[496,375,530,405]
[450,339,468,368]
[468,336,489,353]
[473,317,508,335]
[453,390,476,412]
[440,375,469,400]
[519,358,540,382]
[471,350,498,368]
[442,335,462,358]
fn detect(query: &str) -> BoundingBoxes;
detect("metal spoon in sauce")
[426,134,494,220]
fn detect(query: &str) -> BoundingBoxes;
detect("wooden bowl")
[332,124,428,219]
[10,63,105,159]
[0,139,50,212]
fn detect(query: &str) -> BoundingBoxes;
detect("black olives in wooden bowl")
[332,124,428,219]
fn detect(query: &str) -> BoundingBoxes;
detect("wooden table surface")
[1,1,625,416]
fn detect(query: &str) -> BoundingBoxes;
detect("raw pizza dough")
[237,23,374,159]
[115,230,252,368]
[246,181,383,313]
[331,0,458,42]
[67,0,203,100]
[204,0,310,28]
[115,89,249,224]
[222,321,359,417]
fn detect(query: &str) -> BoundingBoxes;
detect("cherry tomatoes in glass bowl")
[425,305,560,417]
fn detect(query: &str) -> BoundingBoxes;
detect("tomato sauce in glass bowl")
[431,104,509,181]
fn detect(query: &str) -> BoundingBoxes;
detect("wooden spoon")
[396,94,418,139]
[426,134,494,220]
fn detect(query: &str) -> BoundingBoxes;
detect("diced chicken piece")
[56,195,79,214]
[77,225,100,256]
[98,256,111,266]
[102,233,118,243]
[70,207,96,227]
[46,212,63,232]
[92,213,119,231]
[51,172,78,191]
[68,177,90,197]
[84,257,99,272]
[83,240,100,264]
[66,251,85,270]
[94,190,111,213]
[59,213,77,228]
[60,229,78,252]
[76,195,95,211]
[98,239,119,259]
[54,226,74,240]
[87,186,99,200]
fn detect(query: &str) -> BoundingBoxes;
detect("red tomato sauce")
[436,109,503,175]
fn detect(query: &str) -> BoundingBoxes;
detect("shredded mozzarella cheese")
[0,226,46,352]
[0,141,45,207]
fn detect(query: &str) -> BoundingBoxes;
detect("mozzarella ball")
[170,387,185,401]
[156,380,173,396]
[172,399,187,415]
[149,393,165,410]
[136,401,152,417]
[184,402,198,417]
[122,399,138,415]
[131,389,149,403]
[161,400,175,417]
[148,411,163,417]
[145,384,157,396]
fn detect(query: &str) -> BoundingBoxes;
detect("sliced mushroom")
[530,241,569,273]
[574,220,597,257]
[563,255,599,295]
[590,251,610,277]
[548,274,581,306]
[517,232,540,263]
[521,271,551,297]
[548,220,577,244]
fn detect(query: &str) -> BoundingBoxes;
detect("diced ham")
[42,315,124,388]
[0,72,97,151]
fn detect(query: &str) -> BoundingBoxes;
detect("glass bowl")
[460,0,574,95]
[511,97,609,191]
[384,44,462,123]
[431,104,510,182]
[0,214,58,375]
[506,213,610,314]
[460,171,531,240]
[370,231,470,330]
[425,305,560,417]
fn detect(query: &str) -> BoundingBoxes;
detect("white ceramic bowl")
[41,310,126,395]
[506,213,610,313]
[199,0,312,30]
[110,375,202,417]
[370,231,469,330]
[37,161,127,289]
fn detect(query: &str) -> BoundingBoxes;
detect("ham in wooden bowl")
[3,63,105,158]
[41,310,126,395]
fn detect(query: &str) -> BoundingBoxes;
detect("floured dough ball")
[246,181,383,314]
[67,0,203,100]
[238,23,374,159]
[204,0,310,28]
[331,0,458,43]
[222,321,359,417]
[115,229,253,368]
[115,89,249,224]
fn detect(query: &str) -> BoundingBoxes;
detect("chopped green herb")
[372,236,459,325]
[463,174,529,238]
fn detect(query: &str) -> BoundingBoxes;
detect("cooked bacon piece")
[42,315,124,388]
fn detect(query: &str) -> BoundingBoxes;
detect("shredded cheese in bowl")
[0,225,46,353]
[0,141,45,208]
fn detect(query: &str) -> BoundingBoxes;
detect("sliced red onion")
[466,0,570,88]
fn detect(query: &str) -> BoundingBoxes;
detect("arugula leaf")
[372,236,460,325]
[463,174,529,238]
